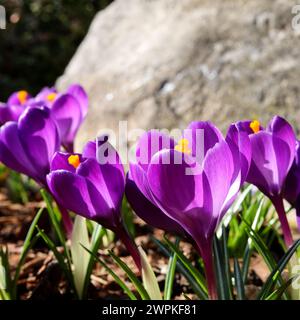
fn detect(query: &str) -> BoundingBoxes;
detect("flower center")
[175,138,191,154]
[17,90,28,105]
[47,92,57,102]
[68,155,80,169]
[250,120,260,133]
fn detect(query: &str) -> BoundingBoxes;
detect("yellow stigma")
[175,138,191,154]
[47,92,57,102]
[250,120,260,133]
[68,155,80,169]
[17,90,28,105]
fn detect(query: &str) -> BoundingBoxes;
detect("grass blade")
[164,236,208,296]
[12,207,44,298]
[164,238,179,300]
[265,277,295,300]
[82,223,105,298]
[36,226,75,294]
[82,245,137,300]
[258,239,300,299]
[234,258,245,300]
[213,236,230,300]
[108,250,150,300]
[151,236,208,299]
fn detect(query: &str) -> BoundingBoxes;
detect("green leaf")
[71,215,90,299]
[234,258,245,300]
[164,238,179,300]
[242,218,279,273]
[40,189,72,269]
[81,245,137,300]
[164,236,208,296]
[258,239,300,300]
[265,277,295,300]
[11,207,44,298]
[241,245,251,284]
[40,189,66,246]
[82,223,106,298]
[36,226,76,294]
[139,246,162,300]
[108,250,150,300]
[221,226,233,299]
[151,236,207,300]
[213,236,231,300]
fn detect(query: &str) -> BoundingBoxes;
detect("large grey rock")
[57,0,300,150]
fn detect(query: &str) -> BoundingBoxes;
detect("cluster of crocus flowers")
[1,83,300,301]
[0,84,88,235]
[0,84,88,152]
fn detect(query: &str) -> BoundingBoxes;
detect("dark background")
[0,0,113,100]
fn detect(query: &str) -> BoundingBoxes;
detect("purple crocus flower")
[284,140,300,230]
[0,90,32,125]
[47,138,141,271]
[126,130,186,236]
[0,105,74,235]
[29,84,88,153]
[230,116,296,247]
[7,90,31,107]
[0,103,24,126]
[0,106,60,186]
[5,85,88,153]
[128,122,251,299]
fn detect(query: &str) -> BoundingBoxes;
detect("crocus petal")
[284,141,300,205]
[0,104,23,125]
[83,136,121,166]
[82,140,97,159]
[35,87,57,102]
[7,91,31,106]
[125,172,185,235]
[18,107,60,182]
[67,84,88,118]
[77,158,125,215]
[51,94,82,148]
[226,123,251,183]
[47,170,118,228]
[50,151,82,173]
[135,130,176,172]
[0,122,39,181]
[202,140,235,232]
[235,120,264,135]
[247,131,293,196]
[183,121,223,159]
[147,149,213,240]
[267,116,296,169]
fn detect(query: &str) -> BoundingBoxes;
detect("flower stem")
[271,196,293,248]
[197,242,218,300]
[58,205,73,238]
[115,225,141,272]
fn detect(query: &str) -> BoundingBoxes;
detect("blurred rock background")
[2,0,300,150]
